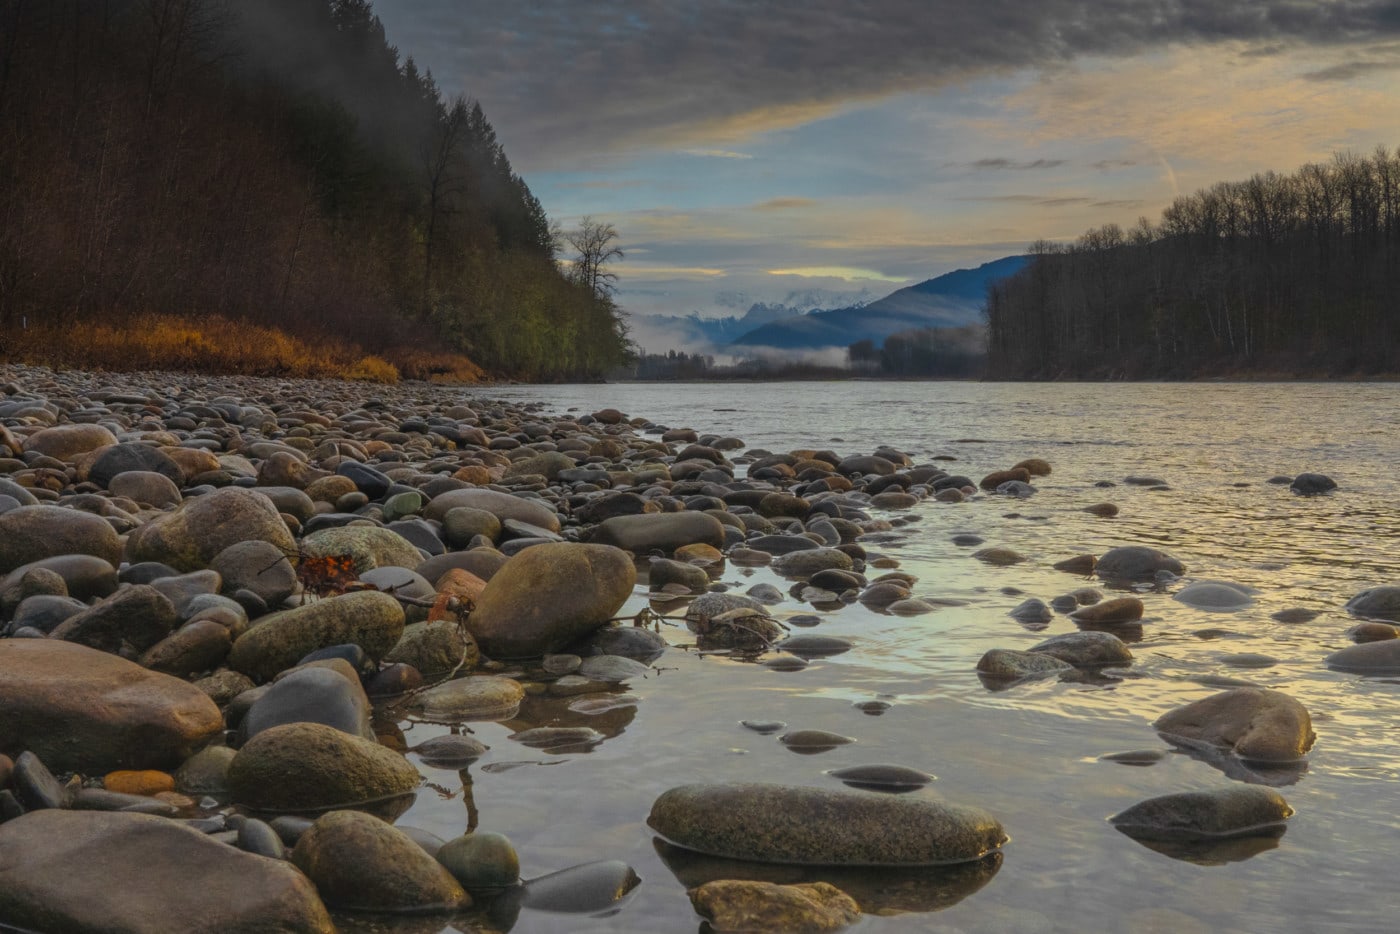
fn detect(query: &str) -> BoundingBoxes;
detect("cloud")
[1091,158,1140,170]
[968,158,1066,170]
[370,0,1400,170]
[752,197,819,211]
[682,149,754,160]
[766,266,909,283]
[955,194,1093,207]
[1301,59,1400,81]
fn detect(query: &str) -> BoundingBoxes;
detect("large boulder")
[292,810,467,913]
[0,809,332,933]
[227,721,420,814]
[1153,688,1315,762]
[467,543,635,659]
[227,590,405,682]
[648,783,1006,866]
[0,639,223,773]
[422,488,561,532]
[0,505,123,574]
[125,487,296,572]
[589,512,726,556]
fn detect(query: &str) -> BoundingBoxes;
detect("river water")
[390,381,1400,934]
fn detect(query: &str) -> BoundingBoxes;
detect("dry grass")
[4,313,408,382]
[382,347,487,384]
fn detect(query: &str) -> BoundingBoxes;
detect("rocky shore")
[0,364,1387,933]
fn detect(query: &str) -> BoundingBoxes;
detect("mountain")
[729,255,1030,351]
[624,287,875,355]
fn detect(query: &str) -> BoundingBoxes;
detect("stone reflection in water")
[1161,743,1310,787]
[499,689,639,753]
[654,839,1003,916]
[1114,824,1287,866]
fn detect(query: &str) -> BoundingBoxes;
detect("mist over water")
[399,381,1400,933]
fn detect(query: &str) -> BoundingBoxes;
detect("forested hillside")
[0,0,631,381]
[986,150,1400,379]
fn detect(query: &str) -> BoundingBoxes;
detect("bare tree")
[563,216,623,298]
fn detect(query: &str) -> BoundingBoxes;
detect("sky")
[369,1,1400,317]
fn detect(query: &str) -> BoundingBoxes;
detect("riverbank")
[0,365,1397,932]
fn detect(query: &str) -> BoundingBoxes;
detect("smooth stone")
[10,593,84,634]
[1009,598,1053,624]
[0,809,332,932]
[771,548,854,577]
[441,507,503,548]
[292,809,467,913]
[972,547,1026,566]
[689,880,860,934]
[1290,472,1336,495]
[227,722,421,814]
[51,584,178,654]
[1052,554,1097,574]
[741,720,786,734]
[775,635,852,659]
[1110,787,1293,839]
[1096,545,1185,580]
[778,730,855,752]
[386,620,480,676]
[1027,631,1133,667]
[0,505,123,574]
[1084,502,1119,517]
[237,817,287,859]
[1175,581,1254,610]
[649,782,1006,865]
[1272,607,1321,624]
[0,640,222,773]
[422,488,561,533]
[227,590,405,682]
[589,511,725,555]
[191,669,255,706]
[301,525,422,573]
[87,443,182,486]
[1154,688,1316,762]
[648,557,711,593]
[1100,750,1168,766]
[211,540,299,607]
[409,676,525,721]
[976,649,1074,680]
[467,543,635,659]
[746,534,821,556]
[888,598,937,616]
[23,423,119,461]
[509,727,604,750]
[1070,596,1145,624]
[0,555,118,608]
[827,764,935,792]
[520,859,641,914]
[1219,653,1278,669]
[1346,585,1400,622]
[237,665,374,743]
[12,751,72,810]
[411,734,489,768]
[174,746,237,796]
[139,619,232,678]
[108,470,182,508]
[577,625,668,662]
[436,831,520,890]
[124,487,296,572]
[1325,639,1400,672]
[577,654,651,682]
[1347,622,1399,643]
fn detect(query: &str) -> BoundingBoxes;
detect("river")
[386,381,1400,933]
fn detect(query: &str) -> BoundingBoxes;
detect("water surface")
[397,381,1400,933]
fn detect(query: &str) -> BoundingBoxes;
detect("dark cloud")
[955,195,1092,206]
[1091,199,1145,208]
[369,1,1400,168]
[969,158,1067,170]
[1092,158,1140,170]
[1301,59,1400,80]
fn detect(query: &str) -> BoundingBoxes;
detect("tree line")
[986,148,1400,378]
[0,0,631,381]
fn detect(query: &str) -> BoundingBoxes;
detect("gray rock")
[237,665,374,743]
[976,648,1074,680]
[686,592,766,628]
[138,619,232,678]
[291,810,466,912]
[12,751,72,810]
[227,590,405,682]
[441,507,502,548]
[577,654,651,683]
[689,880,860,934]
[1153,688,1315,762]
[1096,545,1185,580]
[827,764,935,792]
[771,548,855,577]
[1290,473,1336,495]
[0,809,332,933]
[23,423,118,461]
[1009,598,1053,624]
[436,831,520,891]
[227,721,421,814]
[0,639,223,773]
[577,624,668,661]
[301,525,422,573]
[1175,581,1254,610]
[0,505,123,574]
[648,557,711,593]
[648,782,1006,865]
[411,735,489,769]
[409,676,524,722]
[1028,631,1134,667]
[1325,639,1400,672]
[51,584,178,654]
[174,745,237,796]
[1110,787,1293,839]
[211,540,299,608]
[521,860,642,914]
[467,543,635,659]
[423,488,560,533]
[0,555,118,610]
[386,620,480,676]
[1346,585,1400,622]
[590,511,726,555]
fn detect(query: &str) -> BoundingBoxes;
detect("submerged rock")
[1110,786,1293,839]
[976,648,1073,681]
[648,782,1006,866]
[1027,631,1133,667]
[1345,585,1400,623]
[688,880,860,934]
[1153,688,1315,762]
[1096,545,1185,581]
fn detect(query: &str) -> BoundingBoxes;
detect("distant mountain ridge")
[729,255,1030,350]
[625,287,875,354]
